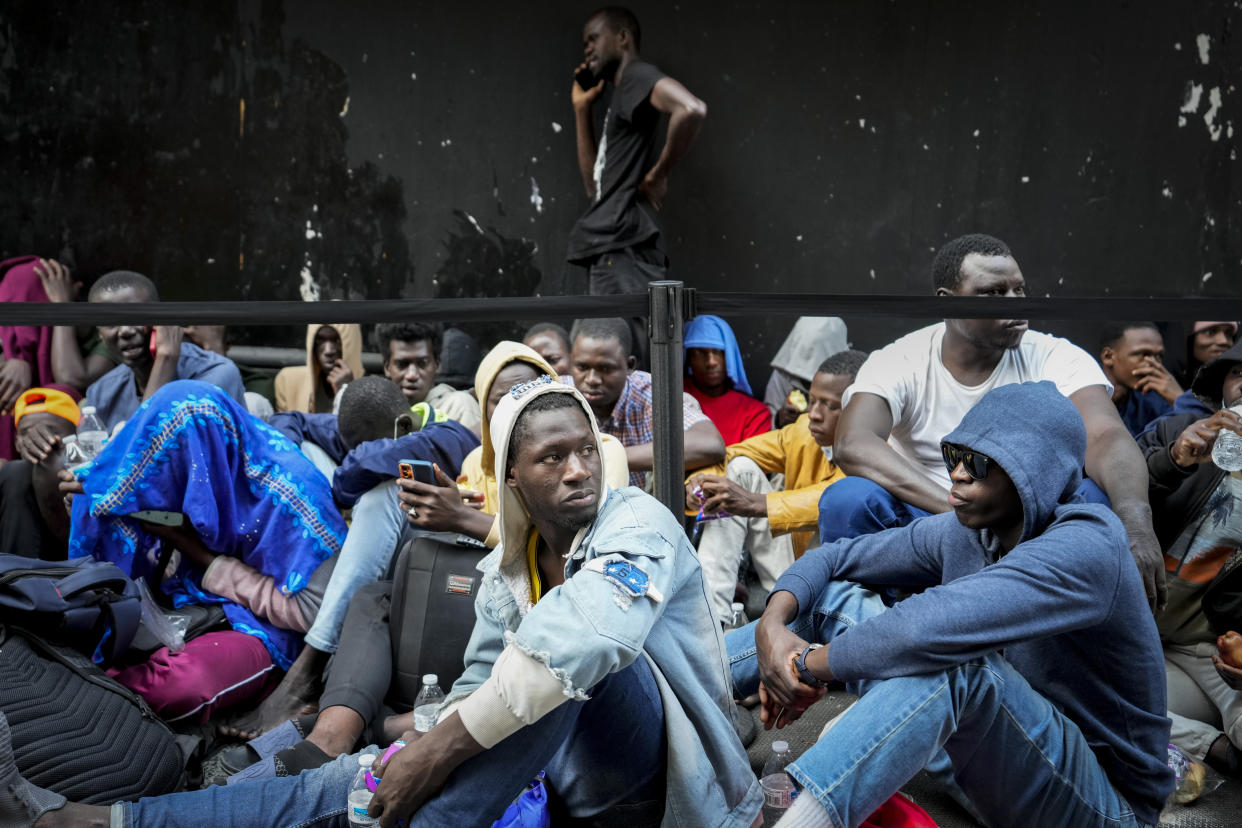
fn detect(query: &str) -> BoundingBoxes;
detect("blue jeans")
[816,477,933,545]
[117,659,666,827]
[725,582,1149,828]
[817,476,1110,545]
[304,481,417,653]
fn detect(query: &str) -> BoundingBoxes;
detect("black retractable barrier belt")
[0,293,1238,326]
[0,295,648,326]
[696,294,1242,321]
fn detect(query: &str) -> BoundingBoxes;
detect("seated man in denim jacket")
[4,377,761,828]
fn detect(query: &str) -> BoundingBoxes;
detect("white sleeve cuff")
[455,645,571,749]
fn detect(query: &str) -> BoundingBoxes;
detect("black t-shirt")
[566,59,667,264]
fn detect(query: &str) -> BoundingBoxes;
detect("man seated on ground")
[78,271,245,434]
[399,340,630,547]
[522,321,571,375]
[0,257,60,461]
[216,343,636,781]
[1159,321,1241,423]
[763,317,848,428]
[731,381,1172,827]
[276,324,361,414]
[377,322,481,435]
[567,316,725,488]
[1098,321,1180,436]
[683,314,771,445]
[688,350,866,622]
[0,387,80,560]
[59,380,346,724]
[1140,339,1242,779]
[6,377,762,828]
[222,376,478,739]
[831,233,1166,609]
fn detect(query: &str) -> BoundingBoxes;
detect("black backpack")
[0,624,189,802]
[0,554,142,665]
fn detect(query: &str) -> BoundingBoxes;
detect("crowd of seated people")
[1,234,1241,828]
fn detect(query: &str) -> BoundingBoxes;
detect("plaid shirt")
[587,370,709,488]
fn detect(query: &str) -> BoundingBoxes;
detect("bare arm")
[640,77,707,211]
[571,64,606,198]
[36,259,113,392]
[625,419,725,472]
[1070,385,1166,611]
[143,326,182,401]
[833,392,951,514]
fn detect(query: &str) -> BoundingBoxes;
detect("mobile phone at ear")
[575,66,596,91]
[398,458,435,485]
[150,329,158,357]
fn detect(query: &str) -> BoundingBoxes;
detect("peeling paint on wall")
[1196,33,1211,64]
[1205,87,1223,141]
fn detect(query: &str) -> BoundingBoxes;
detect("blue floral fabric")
[69,380,345,668]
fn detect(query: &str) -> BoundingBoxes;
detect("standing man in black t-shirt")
[568,6,706,368]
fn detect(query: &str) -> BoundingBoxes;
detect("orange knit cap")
[13,387,81,427]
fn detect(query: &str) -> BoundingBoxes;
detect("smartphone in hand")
[398,458,435,485]
[575,66,596,91]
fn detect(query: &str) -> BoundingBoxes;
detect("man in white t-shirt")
[827,233,1166,610]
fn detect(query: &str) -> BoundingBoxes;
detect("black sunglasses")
[940,442,994,481]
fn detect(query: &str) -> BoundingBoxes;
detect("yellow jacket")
[690,414,844,558]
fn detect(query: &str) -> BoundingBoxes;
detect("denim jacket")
[446,485,762,828]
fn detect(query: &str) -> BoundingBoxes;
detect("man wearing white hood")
[1,375,761,828]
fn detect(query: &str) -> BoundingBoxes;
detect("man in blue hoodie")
[732,381,1173,827]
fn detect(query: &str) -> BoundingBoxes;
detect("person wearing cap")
[1138,339,1242,780]
[3,374,762,828]
[0,386,81,560]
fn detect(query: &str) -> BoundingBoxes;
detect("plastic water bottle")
[761,740,797,825]
[1212,404,1242,472]
[724,602,747,631]
[76,405,108,460]
[413,673,445,733]
[61,435,89,472]
[347,753,378,826]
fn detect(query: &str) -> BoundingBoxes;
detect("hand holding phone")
[398,458,436,485]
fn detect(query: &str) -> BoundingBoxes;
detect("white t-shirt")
[843,323,1111,488]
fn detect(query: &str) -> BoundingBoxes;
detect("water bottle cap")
[730,602,744,611]
[772,740,789,753]
[63,435,78,443]
[81,405,96,415]
[358,753,377,766]
[422,673,438,684]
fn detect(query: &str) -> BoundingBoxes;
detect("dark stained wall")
[1,1,1237,369]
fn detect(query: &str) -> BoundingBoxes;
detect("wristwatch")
[793,643,825,688]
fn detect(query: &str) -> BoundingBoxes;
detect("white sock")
[775,792,837,828]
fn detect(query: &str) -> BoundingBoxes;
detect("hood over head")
[684,314,752,395]
[1191,339,1242,408]
[769,317,848,382]
[474,341,559,476]
[490,374,607,574]
[306,323,364,384]
[943,380,1086,543]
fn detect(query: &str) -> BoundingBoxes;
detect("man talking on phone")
[568,6,706,368]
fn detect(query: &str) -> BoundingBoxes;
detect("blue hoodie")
[775,381,1173,824]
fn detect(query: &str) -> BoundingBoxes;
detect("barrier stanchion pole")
[648,280,685,516]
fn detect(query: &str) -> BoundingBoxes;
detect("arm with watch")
[752,524,944,729]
